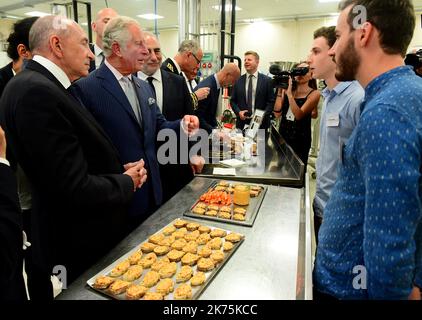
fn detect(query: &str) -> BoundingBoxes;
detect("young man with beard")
[314,0,422,300]
[307,26,364,242]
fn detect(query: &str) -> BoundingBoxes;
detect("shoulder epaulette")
[167,63,174,73]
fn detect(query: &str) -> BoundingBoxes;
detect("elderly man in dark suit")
[230,51,275,130]
[72,17,199,223]
[161,39,210,109]
[195,63,240,134]
[137,32,204,202]
[0,15,146,300]
[0,126,26,301]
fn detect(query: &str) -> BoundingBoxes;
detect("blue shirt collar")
[321,81,353,99]
[364,66,413,103]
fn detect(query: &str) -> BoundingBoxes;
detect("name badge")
[286,107,295,121]
[327,113,339,127]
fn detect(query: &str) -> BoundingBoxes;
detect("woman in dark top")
[273,62,320,168]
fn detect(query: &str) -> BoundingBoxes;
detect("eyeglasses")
[190,52,201,65]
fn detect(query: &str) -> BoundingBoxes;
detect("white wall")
[152,14,422,75]
[1,13,422,70]
[157,29,179,61]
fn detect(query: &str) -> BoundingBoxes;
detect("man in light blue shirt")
[314,0,422,300]
[308,26,364,242]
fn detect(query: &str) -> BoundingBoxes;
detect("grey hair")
[178,39,200,55]
[29,15,73,54]
[143,31,160,43]
[102,16,140,57]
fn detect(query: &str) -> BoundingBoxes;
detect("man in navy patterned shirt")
[314,0,422,300]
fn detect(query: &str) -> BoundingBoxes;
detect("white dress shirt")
[104,59,133,91]
[93,44,105,69]
[137,69,163,111]
[0,157,10,166]
[33,55,71,89]
[168,58,196,93]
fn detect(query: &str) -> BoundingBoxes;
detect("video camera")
[269,64,309,89]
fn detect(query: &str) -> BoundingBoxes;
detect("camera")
[405,50,422,76]
[269,64,309,89]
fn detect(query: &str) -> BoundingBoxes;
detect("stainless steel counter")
[198,126,305,187]
[57,176,311,300]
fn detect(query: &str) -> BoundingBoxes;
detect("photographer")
[273,62,321,168]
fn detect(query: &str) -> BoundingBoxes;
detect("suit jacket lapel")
[161,70,169,115]
[239,74,247,106]
[133,77,150,138]
[256,73,264,99]
[97,64,142,131]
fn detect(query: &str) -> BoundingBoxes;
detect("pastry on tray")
[190,272,206,286]
[108,279,131,295]
[122,265,143,282]
[125,284,148,300]
[174,283,192,300]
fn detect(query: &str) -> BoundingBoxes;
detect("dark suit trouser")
[22,209,54,300]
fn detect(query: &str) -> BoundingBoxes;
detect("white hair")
[102,16,140,57]
[178,39,200,55]
[29,15,73,54]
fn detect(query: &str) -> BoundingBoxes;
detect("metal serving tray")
[183,180,267,227]
[86,218,244,300]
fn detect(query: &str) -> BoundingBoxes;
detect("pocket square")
[148,97,156,105]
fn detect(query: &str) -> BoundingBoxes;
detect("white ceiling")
[1,0,422,30]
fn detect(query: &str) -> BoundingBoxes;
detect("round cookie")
[140,242,156,253]
[156,278,174,296]
[174,219,188,228]
[174,283,192,300]
[141,271,160,288]
[186,222,200,231]
[163,225,176,236]
[159,262,177,279]
[176,265,193,283]
[198,226,211,234]
[225,233,242,243]
[153,245,170,256]
[167,249,185,262]
[197,258,215,272]
[190,272,206,286]
[171,238,187,250]
[126,284,148,300]
[144,292,164,300]
[181,253,200,266]
[210,251,225,264]
[223,241,234,251]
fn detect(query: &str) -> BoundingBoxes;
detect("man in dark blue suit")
[72,17,199,226]
[195,63,240,134]
[230,51,275,130]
